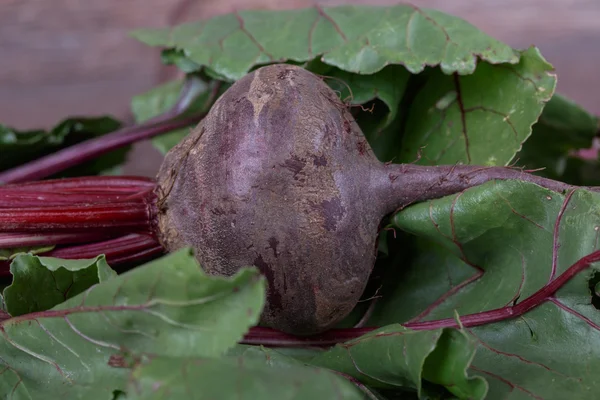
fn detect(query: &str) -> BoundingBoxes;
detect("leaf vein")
[64,315,120,350]
[0,325,69,380]
[37,320,91,373]
[315,5,347,42]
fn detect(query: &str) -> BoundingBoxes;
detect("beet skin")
[156,64,391,334]
[155,63,585,335]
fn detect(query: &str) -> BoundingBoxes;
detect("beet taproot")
[155,64,385,334]
[2,63,596,335]
[153,63,586,334]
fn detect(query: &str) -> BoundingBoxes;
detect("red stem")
[0,181,155,238]
[0,176,155,192]
[0,78,221,185]
[404,249,600,330]
[375,164,600,214]
[0,116,202,184]
[241,249,600,347]
[0,176,157,233]
[240,327,376,347]
[0,177,162,274]
[0,202,152,232]
[0,233,164,275]
[106,245,164,266]
[46,233,162,262]
[0,232,115,249]
[0,190,150,207]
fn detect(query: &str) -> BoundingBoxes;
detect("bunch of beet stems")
[0,176,163,272]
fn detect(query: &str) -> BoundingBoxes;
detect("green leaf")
[2,254,116,317]
[372,180,600,398]
[131,4,518,81]
[0,248,266,399]
[0,116,128,177]
[125,354,365,400]
[399,47,556,166]
[514,93,600,181]
[227,344,323,365]
[226,345,384,399]
[308,325,485,399]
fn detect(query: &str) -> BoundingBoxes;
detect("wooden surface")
[1,0,598,175]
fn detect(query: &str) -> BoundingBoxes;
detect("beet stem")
[0,176,160,274]
[378,164,600,212]
[240,326,375,347]
[0,116,202,185]
[0,176,157,236]
[0,190,151,208]
[105,245,164,266]
[0,202,153,232]
[0,233,163,276]
[0,77,219,185]
[404,248,600,330]
[46,233,162,261]
[241,249,600,347]
[0,232,116,249]
[0,176,155,193]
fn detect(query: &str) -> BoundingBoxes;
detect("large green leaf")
[370,180,600,399]
[399,47,555,166]
[131,4,518,81]
[0,248,266,399]
[2,254,116,317]
[125,354,365,400]
[0,117,128,177]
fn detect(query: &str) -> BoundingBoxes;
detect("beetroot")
[1,63,596,335]
[155,64,387,334]
[152,64,591,334]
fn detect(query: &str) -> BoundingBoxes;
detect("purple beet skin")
[154,63,596,334]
